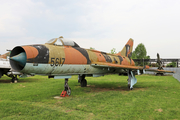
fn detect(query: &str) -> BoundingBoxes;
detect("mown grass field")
[0,74,179,120]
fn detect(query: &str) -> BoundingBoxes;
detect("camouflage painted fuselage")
[10,38,135,76]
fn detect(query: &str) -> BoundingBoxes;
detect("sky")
[0,0,180,58]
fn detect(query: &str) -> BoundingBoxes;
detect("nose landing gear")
[11,75,18,83]
[60,78,71,97]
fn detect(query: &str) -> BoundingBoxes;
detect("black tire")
[11,77,18,83]
[128,84,130,89]
[81,79,87,87]
[128,84,133,90]
[0,70,2,78]
[11,77,15,83]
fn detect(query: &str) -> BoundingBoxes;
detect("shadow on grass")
[83,83,148,93]
[0,79,41,83]
[0,80,12,83]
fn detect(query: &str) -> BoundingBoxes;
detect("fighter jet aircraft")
[9,36,174,95]
[0,53,11,78]
[0,52,22,82]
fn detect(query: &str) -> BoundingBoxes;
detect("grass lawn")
[0,74,179,120]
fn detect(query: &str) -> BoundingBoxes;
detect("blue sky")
[0,0,180,58]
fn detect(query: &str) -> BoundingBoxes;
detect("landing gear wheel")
[61,79,71,97]
[156,73,164,76]
[128,84,133,90]
[11,77,18,83]
[11,75,18,83]
[81,79,87,87]
[128,84,130,89]
[11,78,15,83]
[67,88,71,96]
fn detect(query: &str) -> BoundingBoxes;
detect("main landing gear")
[127,70,137,90]
[60,78,71,97]
[11,75,18,83]
[78,75,87,87]
[156,73,164,76]
[6,74,18,83]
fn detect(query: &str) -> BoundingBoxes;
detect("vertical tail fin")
[116,38,134,58]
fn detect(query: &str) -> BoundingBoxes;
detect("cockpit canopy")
[45,36,80,47]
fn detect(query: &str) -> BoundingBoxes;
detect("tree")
[110,48,117,54]
[132,43,148,59]
[132,43,150,66]
[90,47,95,50]
[166,62,176,67]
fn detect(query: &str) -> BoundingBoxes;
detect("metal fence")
[145,67,180,82]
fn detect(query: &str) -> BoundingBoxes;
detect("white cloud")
[0,0,180,58]
[0,0,45,37]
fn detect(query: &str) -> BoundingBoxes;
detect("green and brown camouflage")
[9,36,136,75]
[9,36,174,91]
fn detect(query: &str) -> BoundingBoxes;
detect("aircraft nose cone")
[10,52,26,66]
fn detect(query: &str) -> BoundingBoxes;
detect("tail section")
[116,38,134,58]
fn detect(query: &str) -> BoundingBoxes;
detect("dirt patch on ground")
[0,79,39,83]
[54,96,64,100]
[65,110,73,113]
[155,108,163,112]
[0,80,12,83]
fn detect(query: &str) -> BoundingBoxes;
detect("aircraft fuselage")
[10,42,135,76]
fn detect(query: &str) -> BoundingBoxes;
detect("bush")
[166,62,176,67]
